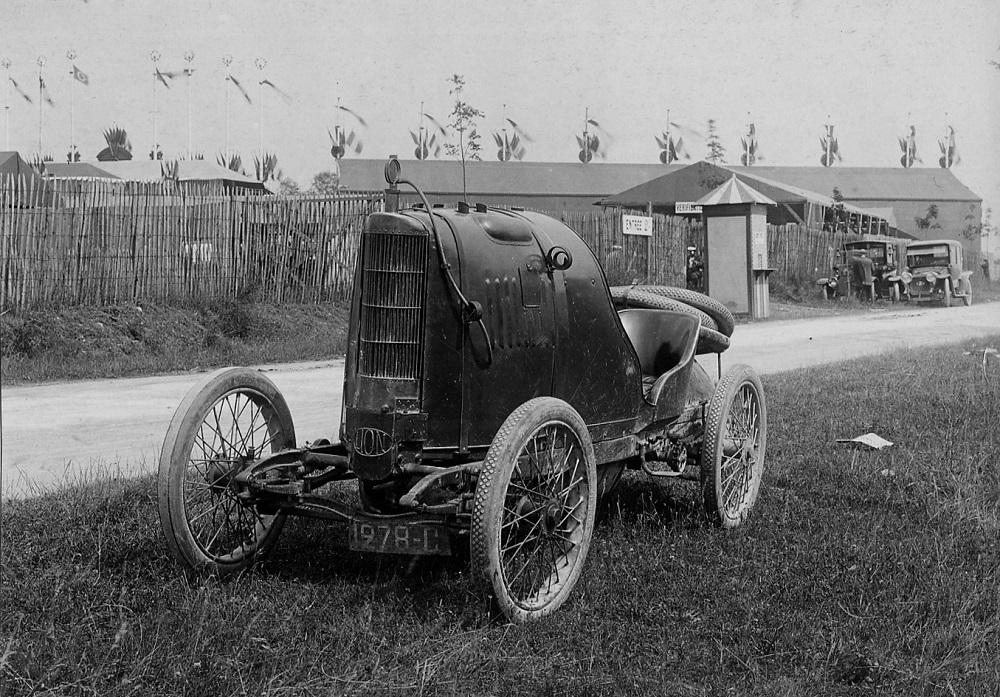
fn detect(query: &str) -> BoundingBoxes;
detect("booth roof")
[696,174,777,206]
[605,161,886,218]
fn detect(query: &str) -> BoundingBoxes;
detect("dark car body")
[905,239,972,306]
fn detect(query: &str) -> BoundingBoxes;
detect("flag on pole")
[938,125,959,168]
[72,65,89,86]
[155,68,179,88]
[9,77,33,103]
[227,74,252,104]
[39,76,54,106]
[336,104,368,128]
[260,78,292,104]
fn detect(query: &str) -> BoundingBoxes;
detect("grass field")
[3,336,999,696]
[0,299,349,385]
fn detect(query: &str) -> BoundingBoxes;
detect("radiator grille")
[357,230,428,379]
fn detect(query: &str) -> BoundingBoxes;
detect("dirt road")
[3,302,997,496]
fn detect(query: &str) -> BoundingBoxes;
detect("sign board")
[675,202,703,214]
[750,211,768,269]
[622,214,653,237]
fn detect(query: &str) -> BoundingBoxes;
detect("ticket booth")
[696,176,776,319]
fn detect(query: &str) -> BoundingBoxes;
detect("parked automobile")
[157,158,766,623]
[904,239,973,307]
[816,236,910,301]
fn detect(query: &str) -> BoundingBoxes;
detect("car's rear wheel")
[701,365,766,529]
[963,284,973,307]
[471,397,597,622]
[889,283,900,303]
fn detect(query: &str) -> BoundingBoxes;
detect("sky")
[4,0,999,218]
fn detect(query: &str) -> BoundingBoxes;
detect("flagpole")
[184,50,195,158]
[36,55,45,156]
[584,107,589,162]
[223,54,232,160]
[2,59,10,151]
[255,57,266,163]
[67,50,76,161]
[150,51,160,160]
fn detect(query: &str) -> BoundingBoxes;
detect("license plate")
[349,518,451,556]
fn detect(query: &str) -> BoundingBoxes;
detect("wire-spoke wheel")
[472,398,597,623]
[158,367,295,575]
[701,364,767,528]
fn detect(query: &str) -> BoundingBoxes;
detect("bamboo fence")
[554,209,692,287]
[0,176,382,310]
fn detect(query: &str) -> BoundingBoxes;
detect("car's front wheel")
[942,279,952,308]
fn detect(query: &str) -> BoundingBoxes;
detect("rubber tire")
[822,286,830,301]
[609,288,731,354]
[631,285,736,337]
[471,397,597,623]
[963,283,973,307]
[610,286,718,333]
[700,364,767,529]
[889,283,900,303]
[942,279,952,308]
[158,367,295,575]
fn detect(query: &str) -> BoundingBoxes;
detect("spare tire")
[609,286,718,333]
[610,287,730,355]
[630,286,736,338]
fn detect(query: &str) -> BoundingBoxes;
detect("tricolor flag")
[938,125,960,169]
[39,76,54,107]
[155,68,179,88]
[336,104,368,128]
[260,78,292,104]
[9,77,33,103]
[72,64,89,86]
[227,74,252,104]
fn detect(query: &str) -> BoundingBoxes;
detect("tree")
[444,74,485,200]
[277,176,301,195]
[705,119,726,163]
[914,204,942,232]
[309,171,339,195]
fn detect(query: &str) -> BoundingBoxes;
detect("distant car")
[816,236,910,301]
[904,239,973,307]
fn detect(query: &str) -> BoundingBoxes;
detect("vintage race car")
[158,158,767,623]
[904,239,973,307]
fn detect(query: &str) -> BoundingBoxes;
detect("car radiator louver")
[357,229,428,380]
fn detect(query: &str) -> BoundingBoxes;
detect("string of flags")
[0,57,971,171]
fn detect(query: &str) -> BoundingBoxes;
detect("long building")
[339,158,984,255]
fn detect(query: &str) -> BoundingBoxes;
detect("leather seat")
[617,309,700,400]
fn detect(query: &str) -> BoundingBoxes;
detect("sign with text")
[622,214,653,237]
[675,202,703,214]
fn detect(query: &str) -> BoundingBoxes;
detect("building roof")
[604,161,881,219]
[45,159,265,188]
[338,158,684,196]
[338,158,981,204]
[726,165,980,202]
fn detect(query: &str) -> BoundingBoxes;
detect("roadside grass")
[0,300,349,385]
[3,337,999,696]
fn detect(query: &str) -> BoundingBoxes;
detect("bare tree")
[444,74,485,200]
